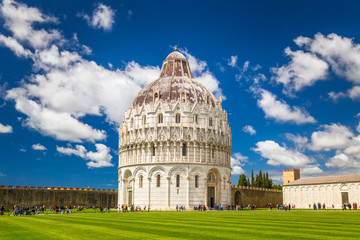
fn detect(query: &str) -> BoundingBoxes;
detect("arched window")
[176,174,180,188]
[156,174,161,187]
[176,113,181,123]
[194,114,198,124]
[130,118,134,128]
[182,143,187,156]
[142,115,146,125]
[158,114,163,124]
[207,95,210,104]
[212,149,215,158]
[154,93,159,103]
[195,175,199,188]
[139,175,143,188]
[208,172,215,181]
[209,117,213,127]
[151,143,155,156]
[181,92,186,103]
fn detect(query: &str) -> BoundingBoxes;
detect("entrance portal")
[341,192,349,204]
[128,190,133,206]
[234,191,241,205]
[207,187,215,208]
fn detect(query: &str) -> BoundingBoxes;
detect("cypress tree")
[251,170,255,187]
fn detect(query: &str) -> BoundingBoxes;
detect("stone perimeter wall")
[0,185,282,209]
[0,186,117,209]
[231,186,283,208]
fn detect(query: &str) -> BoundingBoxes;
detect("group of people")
[120,204,150,212]
[277,204,294,210]
[342,202,358,211]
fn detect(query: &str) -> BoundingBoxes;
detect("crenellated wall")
[0,185,117,209]
[231,185,283,208]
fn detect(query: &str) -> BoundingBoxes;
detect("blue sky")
[1,0,360,188]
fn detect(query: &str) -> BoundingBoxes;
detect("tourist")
[323,203,326,210]
[317,202,321,210]
[202,205,206,211]
[0,205,4,216]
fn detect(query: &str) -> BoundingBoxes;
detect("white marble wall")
[283,182,360,209]
[118,164,231,210]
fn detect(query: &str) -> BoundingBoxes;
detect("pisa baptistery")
[118,49,232,210]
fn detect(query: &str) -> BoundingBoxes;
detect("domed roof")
[131,50,217,108]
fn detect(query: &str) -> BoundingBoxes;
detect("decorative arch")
[149,165,167,178]
[189,166,206,176]
[124,169,132,180]
[133,166,147,177]
[168,165,188,178]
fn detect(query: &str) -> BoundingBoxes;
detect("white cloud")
[57,143,113,168]
[0,34,32,58]
[243,125,256,135]
[328,91,347,102]
[349,86,360,100]
[0,172,6,177]
[19,148,26,152]
[0,0,61,49]
[271,47,329,95]
[256,88,316,124]
[253,140,313,168]
[0,123,13,133]
[285,133,308,151]
[231,152,247,175]
[310,123,353,151]
[301,164,323,176]
[78,3,115,31]
[242,60,250,72]
[227,55,238,68]
[183,49,225,100]
[301,33,360,84]
[32,143,47,151]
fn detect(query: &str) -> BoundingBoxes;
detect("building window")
[181,92,186,103]
[151,143,155,156]
[182,143,187,156]
[142,115,146,125]
[175,113,180,123]
[139,175,143,188]
[208,172,215,181]
[154,93,159,103]
[176,174,180,188]
[207,95,210,104]
[194,115,198,124]
[195,175,199,188]
[209,117,213,127]
[156,174,161,187]
[212,149,215,158]
[158,114,163,124]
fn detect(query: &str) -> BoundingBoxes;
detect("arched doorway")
[207,169,220,208]
[234,191,241,205]
[124,170,133,206]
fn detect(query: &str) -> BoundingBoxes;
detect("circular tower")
[118,50,232,210]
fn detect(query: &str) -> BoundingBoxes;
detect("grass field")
[1,210,359,239]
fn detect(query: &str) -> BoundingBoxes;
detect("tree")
[238,174,248,186]
[251,170,255,187]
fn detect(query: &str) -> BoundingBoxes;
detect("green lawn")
[0,210,359,239]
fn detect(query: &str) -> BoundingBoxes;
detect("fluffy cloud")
[0,0,60,49]
[78,3,115,31]
[256,88,316,124]
[253,140,314,168]
[0,123,13,133]
[231,152,247,175]
[227,55,238,67]
[183,49,225,100]
[271,47,328,95]
[57,143,113,168]
[309,123,353,151]
[32,143,47,151]
[0,34,32,57]
[349,86,360,100]
[243,125,256,135]
[285,133,308,151]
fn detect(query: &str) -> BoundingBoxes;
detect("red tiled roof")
[285,174,360,186]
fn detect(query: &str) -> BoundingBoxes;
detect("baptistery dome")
[118,49,232,210]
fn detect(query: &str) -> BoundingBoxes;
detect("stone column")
[167,177,170,208]
[173,142,177,162]
[187,176,190,208]
[166,142,170,162]
[132,177,135,205]
[193,143,196,163]
[205,145,208,163]
[147,177,151,207]
[122,178,126,205]
[204,178,208,207]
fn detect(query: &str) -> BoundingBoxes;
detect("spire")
[174,44,178,51]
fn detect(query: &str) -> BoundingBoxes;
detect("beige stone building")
[283,169,360,209]
[118,50,232,210]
